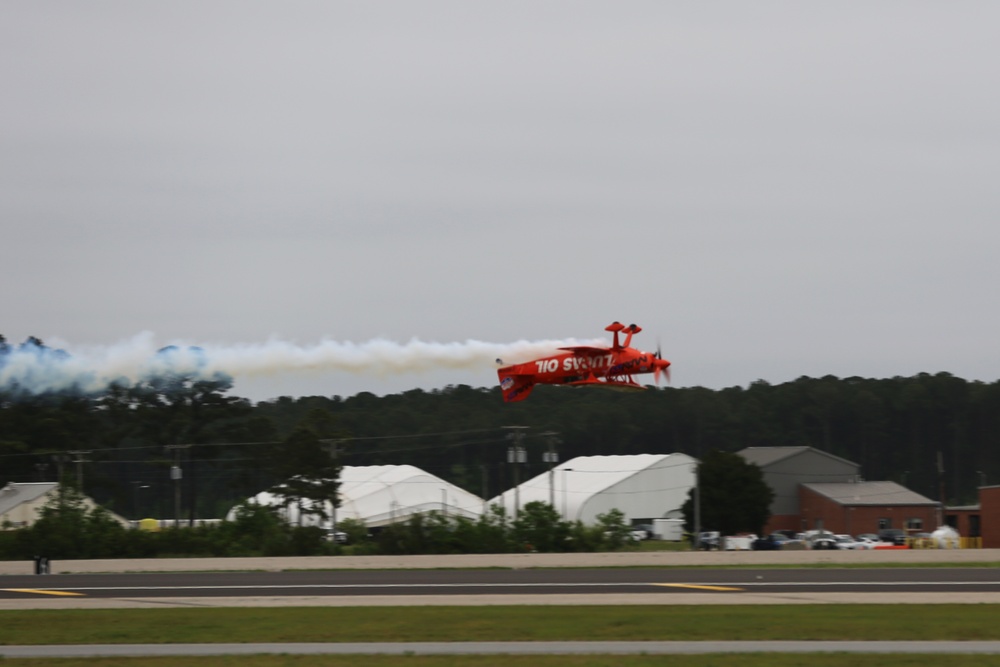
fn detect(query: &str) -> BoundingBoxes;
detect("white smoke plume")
[0,332,606,396]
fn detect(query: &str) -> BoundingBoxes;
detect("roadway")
[3,551,1000,656]
[3,564,1000,609]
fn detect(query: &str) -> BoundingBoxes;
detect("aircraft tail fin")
[498,371,535,403]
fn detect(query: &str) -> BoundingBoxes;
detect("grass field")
[3,604,1000,644]
[4,605,1000,667]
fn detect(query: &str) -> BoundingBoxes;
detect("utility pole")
[937,451,946,528]
[693,460,702,551]
[165,445,191,528]
[480,464,489,514]
[66,451,91,490]
[319,439,344,535]
[504,426,528,518]
[541,432,560,509]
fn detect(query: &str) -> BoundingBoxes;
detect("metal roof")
[234,465,486,528]
[489,453,697,523]
[803,481,938,506]
[738,446,858,469]
[0,482,58,516]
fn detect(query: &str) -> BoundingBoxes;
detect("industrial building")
[231,464,485,529]
[489,453,697,535]
[737,446,860,532]
[799,481,940,536]
[737,446,943,538]
[0,482,128,529]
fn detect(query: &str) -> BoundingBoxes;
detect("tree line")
[0,484,639,560]
[3,334,998,525]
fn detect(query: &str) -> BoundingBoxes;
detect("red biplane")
[496,322,671,402]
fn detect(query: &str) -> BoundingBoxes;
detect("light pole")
[504,426,528,518]
[166,444,191,527]
[131,481,149,519]
[541,432,560,509]
[67,450,91,490]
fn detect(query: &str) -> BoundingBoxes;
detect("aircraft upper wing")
[557,345,611,354]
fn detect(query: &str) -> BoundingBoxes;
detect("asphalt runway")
[3,565,1000,608]
[3,552,1000,656]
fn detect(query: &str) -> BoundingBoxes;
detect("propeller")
[653,341,671,385]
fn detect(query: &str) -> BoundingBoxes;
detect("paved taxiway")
[3,550,999,657]
[2,549,999,609]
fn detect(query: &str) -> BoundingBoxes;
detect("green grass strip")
[2,605,1000,645]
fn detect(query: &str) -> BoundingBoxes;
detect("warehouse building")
[737,446,860,533]
[489,453,697,534]
[232,464,485,529]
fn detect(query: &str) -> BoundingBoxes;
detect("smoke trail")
[0,333,605,396]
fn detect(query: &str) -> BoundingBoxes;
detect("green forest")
[3,335,999,524]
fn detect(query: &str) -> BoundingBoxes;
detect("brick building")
[799,481,940,536]
[737,446,860,534]
[738,446,943,537]
[945,485,1000,548]
[983,486,1000,548]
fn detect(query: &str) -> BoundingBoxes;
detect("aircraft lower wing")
[567,378,646,391]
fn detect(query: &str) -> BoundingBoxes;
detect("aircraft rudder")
[498,371,535,402]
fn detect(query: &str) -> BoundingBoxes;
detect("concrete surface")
[3,547,999,575]
[8,640,1000,657]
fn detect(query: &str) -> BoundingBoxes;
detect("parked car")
[803,529,838,549]
[833,534,863,550]
[630,524,654,540]
[877,528,908,545]
[773,529,800,540]
[811,535,839,550]
[698,531,721,550]
[854,534,882,549]
[751,535,782,550]
[774,533,808,550]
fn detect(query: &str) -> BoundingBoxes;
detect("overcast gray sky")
[3,2,999,401]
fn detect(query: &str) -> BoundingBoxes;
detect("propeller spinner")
[653,342,671,384]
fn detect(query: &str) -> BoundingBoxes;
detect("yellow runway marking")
[2,589,86,597]
[653,584,744,592]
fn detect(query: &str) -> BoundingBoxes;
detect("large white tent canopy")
[230,464,486,528]
[489,453,697,525]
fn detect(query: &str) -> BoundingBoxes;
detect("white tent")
[230,465,485,528]
[489,453,697,525]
